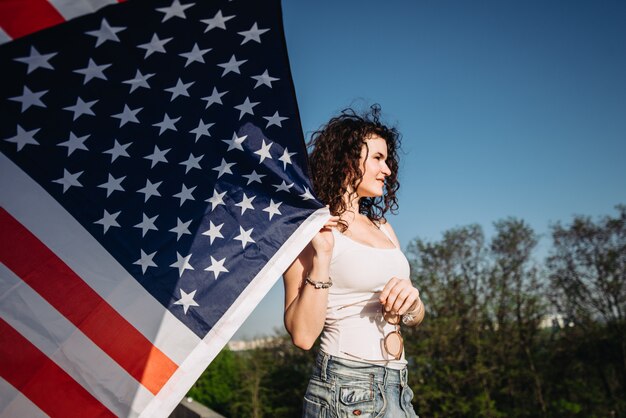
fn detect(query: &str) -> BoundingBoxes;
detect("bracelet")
[304,276,333,289]
[402,300,422,325]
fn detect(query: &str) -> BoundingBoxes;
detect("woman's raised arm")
[283,217,337,349]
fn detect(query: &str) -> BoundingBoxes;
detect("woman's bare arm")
[283,217,338,349]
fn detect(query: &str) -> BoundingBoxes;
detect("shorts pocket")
[302,396,328,418]
[302,378,331,418]
[338,382,376,418]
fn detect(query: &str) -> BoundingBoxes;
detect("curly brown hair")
[308,105,401,231]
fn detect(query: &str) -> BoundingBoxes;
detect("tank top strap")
[378,222,395,243]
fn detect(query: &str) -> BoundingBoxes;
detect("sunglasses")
[337,299,404,362]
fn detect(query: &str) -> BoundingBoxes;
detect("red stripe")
[0,208,178,395]
[0,318,116,418]
[0,0,65,40]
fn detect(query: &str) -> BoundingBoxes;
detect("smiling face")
[355,135,391,198]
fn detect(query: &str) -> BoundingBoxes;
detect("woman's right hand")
[310,216,339,256]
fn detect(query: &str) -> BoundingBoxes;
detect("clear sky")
[232,0,626,340]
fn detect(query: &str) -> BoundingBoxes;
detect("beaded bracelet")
[304,276,333,289]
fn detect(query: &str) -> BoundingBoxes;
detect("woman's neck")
[343,193,360,214]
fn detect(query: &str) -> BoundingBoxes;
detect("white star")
[222,132,247,151]
[263,199,283,220]
[123,70,154,93]
[137,179,162,202]
[4,125,40,151]
[134,250,157,274]
[201,221,224,244]
[85,18,125,47]
[73,58,111,84]
[179,43,211,67]
[206,189,226,211]
[134,214,158,237]
[235,193,256,215]
[254,139,273,163]
[144,145,170,168]
[201,87,228,109]
[53,169,83,193]
[273,180,294,193]
[153,113,180,135]
[234,97,259,120]
[234,226,255,249]
[242,170,265,185]
[204,256,229,279]
[300,187,315,200]
[94,209,121,233]
[279,147,296,170]
[238,22,269,45]
[137,34,172,58]
[201,10,235,32]
[111,105,142,127]
[263,111,288,128]
[14,46,56,73]
[179,153,202,173]
[165,78,194,101]
[103,139,131,162]
[9,86,47,111]
[212,158,235,178]
[189,119,214,142]
[173,184,196,206]
[63,97,97,121]
[174,288,199,314]
[170,253,194,278]
[58,132,89,156]
[156,0,193,22]
[170,218,192,240]
[217,54,247,77]
[251,70,279,89]
[98,174,126,197]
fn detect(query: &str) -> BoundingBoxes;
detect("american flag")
[0,0,328,416]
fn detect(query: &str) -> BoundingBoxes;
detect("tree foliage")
[187,206,625,418]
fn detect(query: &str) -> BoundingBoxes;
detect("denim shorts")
[302,351,419,418]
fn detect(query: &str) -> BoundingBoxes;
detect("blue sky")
[233,0,626,340]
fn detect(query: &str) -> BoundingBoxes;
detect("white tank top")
[319,224,411,369]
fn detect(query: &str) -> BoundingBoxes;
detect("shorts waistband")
[314,351,409,387]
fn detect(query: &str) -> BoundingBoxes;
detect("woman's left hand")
[379,277,420,316]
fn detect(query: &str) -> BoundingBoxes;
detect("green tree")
[187,348,240,416]
[406,224,500,417]
[547,205,626,417]
[486,218,547,417]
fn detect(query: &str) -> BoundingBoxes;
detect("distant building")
[227,336,278,351]
[539,313,574,329]
[170,397,225,418]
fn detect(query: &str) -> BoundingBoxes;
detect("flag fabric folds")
[0,0,328,416]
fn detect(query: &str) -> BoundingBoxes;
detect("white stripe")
[140,206,331,417]
[0,27,11,45]
[0,154,200,365]
[0,378,48,418]
[0,264,154,418]
[47,0,116,20]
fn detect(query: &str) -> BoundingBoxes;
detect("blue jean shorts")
[302,351,419,418]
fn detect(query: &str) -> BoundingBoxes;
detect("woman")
[283,105,424,417]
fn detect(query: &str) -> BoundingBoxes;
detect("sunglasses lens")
[384,332,403,359]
